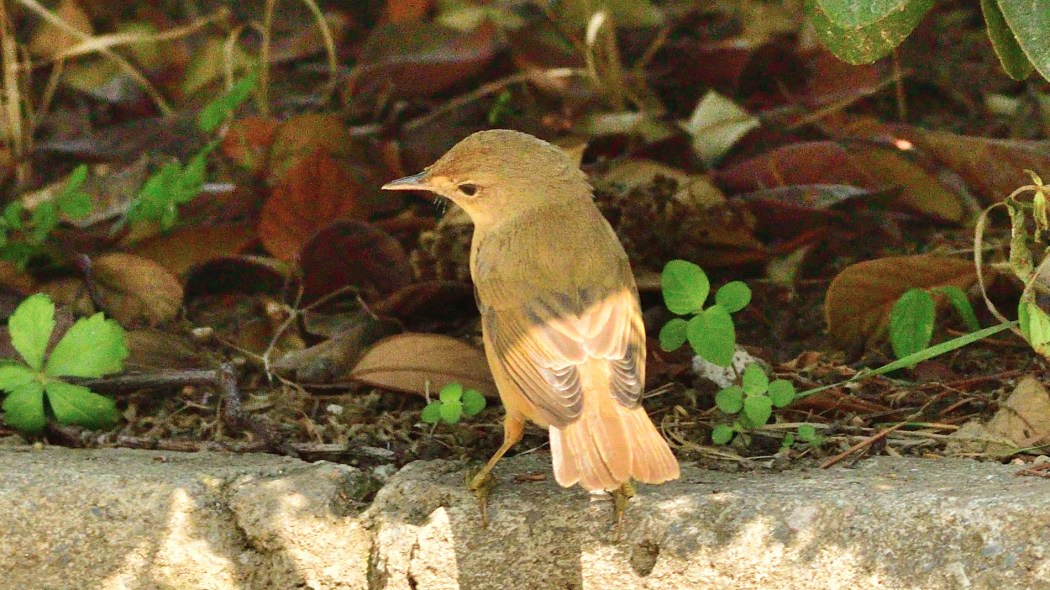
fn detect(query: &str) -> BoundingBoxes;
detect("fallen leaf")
[28,0,92,58]
[348,333,496,398]
[349,20,502,98]
[987,375,1050,448]
[373,280,476,331]
[272,314,402,383]
[131,222,257,277]
[715,141,966,223]
[297,220,412,305]
[89,253,184,326]
[946,420,1017,456]
[680,90,760,166]
[905,129,1050,206]
[824,255,979,352]
[183,256,287,302]
[385,0,432,24]
[221,116,279,175]
[260,151,374,261]
[266,113,364,183]
[124,328,211,371]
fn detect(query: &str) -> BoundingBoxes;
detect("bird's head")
[382,129,589,228]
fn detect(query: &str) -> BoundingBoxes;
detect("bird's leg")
[611,480,635,541]
[466,412,525,526]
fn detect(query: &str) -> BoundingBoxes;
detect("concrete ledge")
[1,447,1048,589]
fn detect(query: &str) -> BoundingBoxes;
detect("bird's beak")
[382,171,430,191]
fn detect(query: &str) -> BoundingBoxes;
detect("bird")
[383,129,679,523]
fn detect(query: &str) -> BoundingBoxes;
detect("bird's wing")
[482,284,646,428]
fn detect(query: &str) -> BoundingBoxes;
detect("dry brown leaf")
[260,152,374,261]
[28,0,93,59]
[266,114,363,183]
[124,328,211,371]
[272,315,402,383]
[220,116,278,175]
[824,255,978,352]
[987,375,1050,448]
[92,253,184,326]
[131,222,257,277]
[715,141,966,223]
[347,333,496,398]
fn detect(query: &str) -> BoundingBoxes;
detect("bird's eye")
[458,183,478,196]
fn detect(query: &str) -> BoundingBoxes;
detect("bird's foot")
[465,468,497,527]
[610,481,636,542]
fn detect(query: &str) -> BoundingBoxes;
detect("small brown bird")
[383,130,679,512]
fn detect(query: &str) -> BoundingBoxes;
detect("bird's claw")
[611,481,636,541]
[466,468,497,527]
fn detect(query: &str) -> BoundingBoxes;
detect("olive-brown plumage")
[384,129,679,493]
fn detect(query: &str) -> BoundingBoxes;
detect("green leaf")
[1020,301,1050,356]
[715,385,743,414]
[768,379,796,407]
[421,401,443,423]
[743,394,773,426]
[711,423,735,445]
[4,200,23,229]
[0,242,38,271]
[715,281,752,313]
[0,364,39,391]
[933,286,981,332]
[45,312,127,378]
[179,144,215,204]
[806,0,934,64]
[662,260,709,315]
[29,201,57,244]
[8,293,56,371]
[2,381,46,432]
[198,70,259,132]
[57,164,93,219]
[981,0,1035,80]
[462,389,486,416]
[659,318,688,351]
[439,400,463,424]
[995,0,1050,83]
[45,380,119,429]
[798,424,817,442]
[687,305,735,367]
[890,288,935,365]
[741,363,768,395]
[131,161,181,226]
[439,382,463,403]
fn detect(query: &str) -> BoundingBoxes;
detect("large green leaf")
[815,0,924,27]
[45,312,127,378]
[807,0,934,64]
[658,318,688,352]
[1,381,46,432]
[8,294,55,371]
[44,380,120,429]
[981,0,1035,80]
[995,0,1050,83]
[0,364,38,391]
[687,305,735,367]
[890,288,935,364]
[662,260,709,315]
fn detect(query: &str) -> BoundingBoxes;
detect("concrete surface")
[1,446,1049,589]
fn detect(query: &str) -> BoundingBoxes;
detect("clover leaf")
[0,294,126,432]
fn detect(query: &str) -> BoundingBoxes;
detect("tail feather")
[550,362,679,491]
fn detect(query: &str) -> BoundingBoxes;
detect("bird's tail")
[549,363,679,491]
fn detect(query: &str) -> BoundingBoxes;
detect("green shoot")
[422,382,487,424]
[659,259,751,367]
